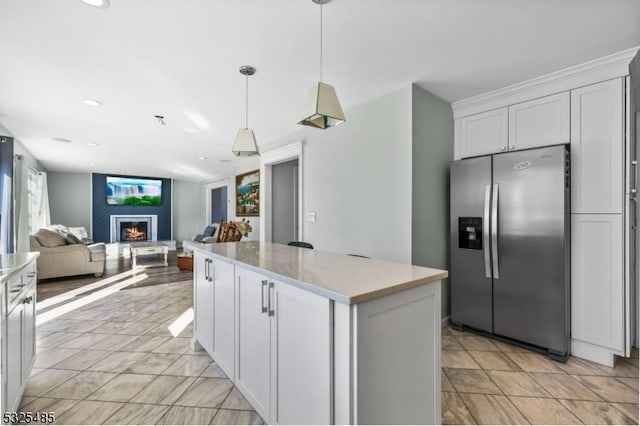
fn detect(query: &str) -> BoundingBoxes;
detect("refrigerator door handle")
[491,183,500,279]
[483,184,492,278]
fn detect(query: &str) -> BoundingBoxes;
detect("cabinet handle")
[208,259,213,282]
[261,280,268,313]
[23,296,32,304]
[27,272,36,278]
[268,282,275,317]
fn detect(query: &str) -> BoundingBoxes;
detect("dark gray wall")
[272,159,298,245]
[411,84,454,320]
[92,173,172,243]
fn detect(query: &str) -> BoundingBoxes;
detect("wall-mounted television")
[106,176,162,206]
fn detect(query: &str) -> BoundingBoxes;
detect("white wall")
[261,87,413,263]
[173,179,205,247]
[48,171,91,232]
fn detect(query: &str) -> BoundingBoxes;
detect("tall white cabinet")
[452,48,638,366]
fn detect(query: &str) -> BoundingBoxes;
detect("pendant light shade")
[298,0,345,129]
[232,128,259,157]
[298,82,345,129]
[232,65,259,157]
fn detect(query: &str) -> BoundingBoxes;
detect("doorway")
[271,159,299,244]
[211,186,227,224]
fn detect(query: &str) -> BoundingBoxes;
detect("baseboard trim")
[441,315,451,329]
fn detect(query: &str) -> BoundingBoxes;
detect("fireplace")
[110,214,158,243]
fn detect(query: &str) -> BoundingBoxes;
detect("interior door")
[450,156,493,332]
[492,145,569,355]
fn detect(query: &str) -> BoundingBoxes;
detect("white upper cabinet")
[508,92,570,151]
[457,107,508,158]
[571,78,623,214]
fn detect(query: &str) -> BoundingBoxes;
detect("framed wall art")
[235,169,260,216]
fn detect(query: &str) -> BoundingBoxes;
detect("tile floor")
[441,326,639,425]
[23,278,639,425]
[21,279,264,425]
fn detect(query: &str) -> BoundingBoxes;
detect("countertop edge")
[184,241,447,305]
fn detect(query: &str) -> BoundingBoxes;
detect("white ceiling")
[1,0,639,181]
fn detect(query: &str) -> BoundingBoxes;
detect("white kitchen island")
[184,241,447,425]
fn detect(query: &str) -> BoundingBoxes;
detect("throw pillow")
[63,231,82,245]
[202,225,217,237]
[34,228,68,248]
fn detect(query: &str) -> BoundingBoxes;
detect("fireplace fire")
[121,222,148,241]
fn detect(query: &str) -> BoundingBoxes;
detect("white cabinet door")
[571,78,623,214]
[6,302,23,412]
[270,280,331,425]
[22,285,36,382]
[235,267,271,421]
[508,92,570,150]
[212,258,235,379]
[458,107,508,158]
[571,214,623,352]
[194,253,214,354]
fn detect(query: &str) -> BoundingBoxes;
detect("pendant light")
[298,0,346,129]
[232,65,260,157]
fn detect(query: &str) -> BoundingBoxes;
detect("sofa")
[29,227,106,280]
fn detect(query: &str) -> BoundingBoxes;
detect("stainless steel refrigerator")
[450,144,570,360]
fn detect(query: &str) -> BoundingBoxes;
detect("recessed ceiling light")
[89,163,96,167]
[52,137,72,143]
[81,0,110,8]
[87,142,100,147]
[83,99,103,107]
[198,156,207,160]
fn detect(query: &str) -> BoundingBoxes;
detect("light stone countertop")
[0,252,39,283]
[184,241,447,304]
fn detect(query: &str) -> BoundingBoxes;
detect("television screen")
[106,176,162,206]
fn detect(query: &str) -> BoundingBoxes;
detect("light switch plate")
[308,212,316,223]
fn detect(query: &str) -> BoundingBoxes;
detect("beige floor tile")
[92,321,135,334]
[509,396,581,424]
[211,409,264,425]
[442,350,481,369]
[104,402,170,425]
[441,392,476,425]
[199,362,228,379]
[441,326,453,336]
[456,335,501,351]
[445,369,501,394]
[158,406,218,425]
[492,340,534,353]
[442,370,455,392]
[446,327,467,337]
[17,396,36,409]
[221,388,255,410]
[557,356,612,376]
[459,393,529,424]
[597,357,640,378]
[560,399,636,424]
[120,335,170,352]
[531,372,601,401]
[50,349,113,371]
[87,351,147,373]
[173,377,234,408]
[125,352,180,374]
[57,332,111,349]
[141,310,180,324]
[86,373,156,402]
[33,347,80,369]
[442,336,464,351]
[145,323,174,337]
[488,371,550,397]
[115,322,157,336]
[36,331,83,348]
[468,351,521,371]
[163,354,212,376]
[18,397,81,419]
[43,371,117,399]
[130,375,196,405]
[54,400,124,424]
[23,368,81,397]
[505,352,565,373]
[618,377,639,391]
[152,337,192,354]
[572,374,639,403]
[612,403,639,423]
[88,333,140,351]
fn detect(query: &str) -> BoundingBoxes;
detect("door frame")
[260,141,304,243]
[205,178,232,226]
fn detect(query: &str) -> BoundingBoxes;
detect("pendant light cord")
[245,74,249,129]
[319,2,323,82]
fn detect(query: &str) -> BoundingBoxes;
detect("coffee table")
[123,241,168,268]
